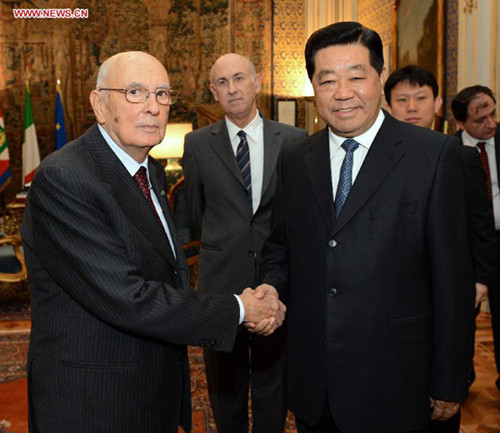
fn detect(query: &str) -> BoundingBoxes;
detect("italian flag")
[22,84,40,186]
[0,106,11,192]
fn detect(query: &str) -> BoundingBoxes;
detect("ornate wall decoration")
[232,0,272,118]
[272,0,306,99]
[357,0,393,46]
[0,0,272,202]
[445,0,459,132]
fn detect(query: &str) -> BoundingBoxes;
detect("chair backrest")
[168,177,191,245]
[167,176,200,268]
[0,233,27,283]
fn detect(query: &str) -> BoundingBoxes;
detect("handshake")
[238,284,286,336]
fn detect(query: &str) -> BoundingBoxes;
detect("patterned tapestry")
[0,0,273,202]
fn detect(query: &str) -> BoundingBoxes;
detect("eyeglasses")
[98,87,179,105]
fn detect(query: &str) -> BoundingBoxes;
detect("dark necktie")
[134,166,163,225]
[477,142,493,201]
[335,138,359,220]
[236,130,252,202]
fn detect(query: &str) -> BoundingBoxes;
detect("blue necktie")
[335,138,359,220]
[236,130,252,202]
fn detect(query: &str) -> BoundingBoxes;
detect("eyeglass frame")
[98,87,179,106]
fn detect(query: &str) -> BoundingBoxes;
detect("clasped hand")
[238,284,286,336]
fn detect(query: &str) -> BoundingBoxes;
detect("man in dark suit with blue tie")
[259,22,475,433]
[21,51,285,433]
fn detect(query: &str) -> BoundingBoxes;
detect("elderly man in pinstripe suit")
[20,51,285,433]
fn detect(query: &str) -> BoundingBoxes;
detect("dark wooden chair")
[0,233,27,283]
[168,177,200,286]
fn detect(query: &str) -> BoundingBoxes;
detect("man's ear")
[209,84,219,102]
[380,67,388,90]
[254,72,262,94]
[434,96,443,115]
[455,118,465,131]
[89,90,106,124]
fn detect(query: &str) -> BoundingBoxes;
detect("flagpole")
[22,74,41,187]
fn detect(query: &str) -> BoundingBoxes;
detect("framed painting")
[391,0,445,96]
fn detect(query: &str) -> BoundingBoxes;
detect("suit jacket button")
[248,250,256,258]
[328,288,338,297]
[251,220,256,227]
[328,240,337,248]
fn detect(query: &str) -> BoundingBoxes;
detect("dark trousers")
[295,394,429,433]
[295,400,341,433]
[491,232,500,376]
[204,325,287,433]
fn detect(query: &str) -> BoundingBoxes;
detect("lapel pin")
[161,190,166,197]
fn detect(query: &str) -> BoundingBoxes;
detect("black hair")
[451,85,496,122]
[384,65,439,106]
[305,21,384,80]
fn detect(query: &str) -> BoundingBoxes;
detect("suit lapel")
[304,128,335,235]
[333,115,405,235]
[495,127,500,179]
[261,118,282,198]
[148,160,185,263]
[87,124,177,268]
[209,120,245,187]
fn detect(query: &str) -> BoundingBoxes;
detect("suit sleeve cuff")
[234,294,245,324]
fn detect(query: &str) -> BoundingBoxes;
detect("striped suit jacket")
[21,123,240,433]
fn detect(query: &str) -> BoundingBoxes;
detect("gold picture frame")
[391,0,445,98]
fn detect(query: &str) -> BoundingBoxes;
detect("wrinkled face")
[457,93,497,141]
[209,54,262,127]
[311,43,385,138]
[388,83,442,129]
[90,53,170,162]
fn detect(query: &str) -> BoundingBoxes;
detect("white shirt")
[226,112,264,214]
[329,110,385,199]
[98,125,244,323]
[461,129,500,230]
[97,124,176,257]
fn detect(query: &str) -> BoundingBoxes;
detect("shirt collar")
[328,109,385,155]
[461,128,495,147]
[225,111,262,142]
[98,124,149,177]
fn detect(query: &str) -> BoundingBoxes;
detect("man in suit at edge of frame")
[452,84,500,391]
[384,65,497,433]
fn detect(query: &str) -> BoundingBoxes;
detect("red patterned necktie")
[477,142,493,201]
[133,166,163,225]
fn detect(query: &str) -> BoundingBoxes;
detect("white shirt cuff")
[234,294,245,324]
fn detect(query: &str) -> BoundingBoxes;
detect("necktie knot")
[238,130,247,140]
[134,166,150,193]
[133,166,158,216]
[342,138,359,153]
